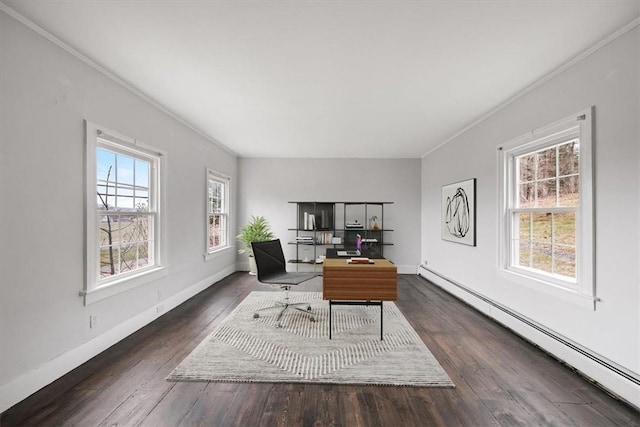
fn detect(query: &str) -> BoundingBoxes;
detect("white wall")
[421,26,639,406]
[2,2,636,414]
[0,11,238,411]
[238,158,421,273]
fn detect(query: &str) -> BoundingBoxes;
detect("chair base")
[253,301,315,328]
[253,284,316,327]
[253,291,316,329]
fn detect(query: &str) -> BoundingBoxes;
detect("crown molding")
[0,2,238,157]
[422,16,640,158]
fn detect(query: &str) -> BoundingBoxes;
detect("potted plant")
[237,215,274,275]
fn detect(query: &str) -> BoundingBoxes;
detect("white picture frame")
[441,178,476,246]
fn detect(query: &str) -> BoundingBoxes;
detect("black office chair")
[251,239,321,327]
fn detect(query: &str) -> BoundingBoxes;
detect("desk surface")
[322,258,397,301]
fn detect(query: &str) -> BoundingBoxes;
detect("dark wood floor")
[2,273,639,426]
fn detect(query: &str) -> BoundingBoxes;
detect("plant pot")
[248,255,257,275]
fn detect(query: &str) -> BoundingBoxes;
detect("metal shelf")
[289,201,393,271]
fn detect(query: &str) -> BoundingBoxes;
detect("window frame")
[82,121,167,305]
[498,108,596,306]
[205,168,232,259]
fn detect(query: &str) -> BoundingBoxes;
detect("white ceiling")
[2,1,638,158]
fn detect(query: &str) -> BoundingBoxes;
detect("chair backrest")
[251,239,287,282]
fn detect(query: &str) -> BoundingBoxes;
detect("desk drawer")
[323,271,397,301]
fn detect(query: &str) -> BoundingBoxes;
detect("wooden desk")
[322,258,397,339]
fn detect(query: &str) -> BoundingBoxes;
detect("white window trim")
[82,121,167,305]
[497,108,597,309]
[204,168,232,260]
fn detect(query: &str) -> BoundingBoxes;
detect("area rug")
[167,291,454,387]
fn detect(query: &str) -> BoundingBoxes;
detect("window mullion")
[528,212,533,268]
[114,154,118,211]
[534,152,539,207]
[551,213,556,274]
[512,207,577,214]
[133,159,137,209]
[555,145,560,206]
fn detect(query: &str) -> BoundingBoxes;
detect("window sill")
[204,245,233,261]
[80,266,168,305]
[498,268,598,310]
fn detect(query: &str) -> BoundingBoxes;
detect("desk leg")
[380,301,383,341]
[329,301,332,340]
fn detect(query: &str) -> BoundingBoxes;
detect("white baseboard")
[0,265,236,414]
[418,267,640,411]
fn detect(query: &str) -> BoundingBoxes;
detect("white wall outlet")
[157,289,163,302]
[156,304,164,314]
[90,314,98,329]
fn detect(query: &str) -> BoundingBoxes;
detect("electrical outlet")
[423,260,428,266]
[157,289,163,302]
[90,314,98,329]
[156,304,164,314]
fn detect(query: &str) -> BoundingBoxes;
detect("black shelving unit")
[341,202,394,259]
[288,201,393,270]
[288,202,335,269]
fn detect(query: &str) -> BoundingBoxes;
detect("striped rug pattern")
[167,291,454,387]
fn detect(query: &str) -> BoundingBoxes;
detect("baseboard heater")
[418,264,640,388]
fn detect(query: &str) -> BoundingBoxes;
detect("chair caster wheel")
[310,317,316,322]
[276,323,283,328]
[306,306,312,311]
[253,313,259,319]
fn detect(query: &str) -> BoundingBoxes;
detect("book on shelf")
[308,214,315,230]
[302,212,316,230]
[294,233,334,244]
[316,232,333,244]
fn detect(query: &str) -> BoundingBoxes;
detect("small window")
[207,169,230,255]
[83,122,166,303]
[498,108,595,302]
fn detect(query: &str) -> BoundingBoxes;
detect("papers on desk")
[348,257,374,264]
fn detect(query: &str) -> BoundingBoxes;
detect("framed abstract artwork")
[441,178,476,246]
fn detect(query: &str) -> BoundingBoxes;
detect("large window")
[499,109,594,302]
[96,146,156,278]
[83,122,165,303]
[207,169,230,255]
[514,139,579,278]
